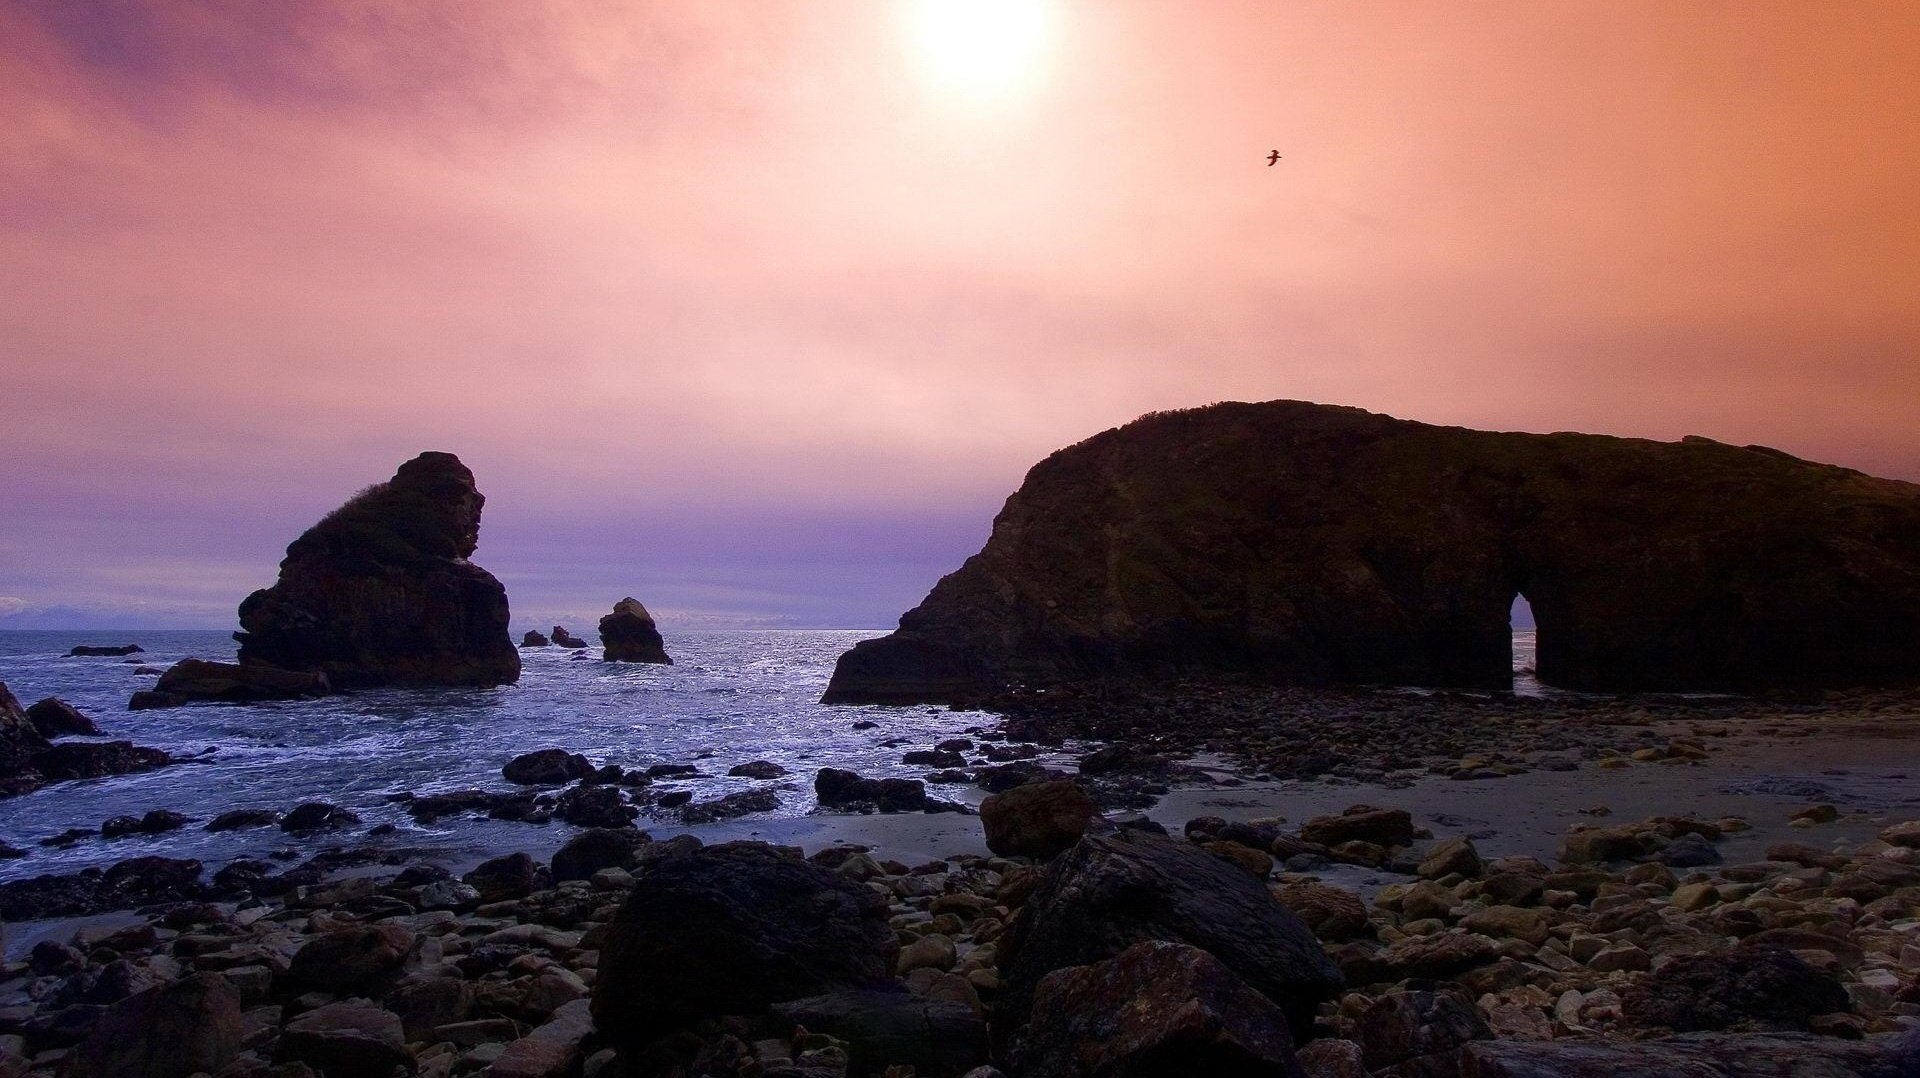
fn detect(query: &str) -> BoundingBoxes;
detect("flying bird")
[1267,150,1282,165]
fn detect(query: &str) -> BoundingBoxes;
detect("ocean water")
[0,629,995,883]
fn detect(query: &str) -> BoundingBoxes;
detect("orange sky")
[2,1,1917,627]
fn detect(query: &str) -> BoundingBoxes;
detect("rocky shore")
[2,683,1917,1077]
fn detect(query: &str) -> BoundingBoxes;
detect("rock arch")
[825,401,1920,702]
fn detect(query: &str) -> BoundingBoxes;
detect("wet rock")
[1417,836,1483,880]
[25,697,100,737]
[63,972,243,1078]
[0,855,204,919]
[729,760,789,779]
[980,779,1099,859]
[555,784,636,827]
[130,659,332,709]
[823,401,1920,702]
[235,451,520,688]
[465,851,543,901]
[1621,946,1849,1032]
[1346,931,1500,984]
[288,923,416,993]
[1014,940,1304,1078]
[552,827,652,882]
[999,830,1342,1046]
[0,681,51,778]
[504,748,595,785]
[1457,1031,1920,1077]
[69,643,143,656]
[1299,806,1414,849]
[682,787,780,823]
[599,597,672,664]
[1878,820,1920,848]
[1557,825,1658,864]
[551,626,589,649]
[904,748,967,768]
[814,767,928,813]
[279,802,359,833]
[1355,988,1490,1074]
[521,629,552,647]
[276,999,411,1077]
[205,808,280,832]
[102,809,189,838]
[592,841,896,1048]
[29,740,173,784]
[491,998,595,1078]
[776,989,989,1077]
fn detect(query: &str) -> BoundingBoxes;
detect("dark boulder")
[0,680,52,778]
[997,830,1342,1047]
[599,597,672,664]
[1621,946,1849,1032]
[288,924,417,993]
[1013,940,1304,1078]
[1457,1031,1920,1077]
[0,856,204,920]
[554,784,636,827]
[464,851,543,901]
[980,779,1099,859]
[1298,806,1415,849]
[774,989,988,1077]
[205,809,279,832]
[551,625,589,649]
[26,697,100,736]
[591,841,896,1048]
[275,999,412,1077]
[815,767,928,813]
[63,972,243,1078]
[521,630,552,647]
[504,748,594,785]
[234,451,521,688]
[552,827,652,881]
[130,658,331,709]
[279,802,359,832]
[729,759,789,778]
[102,810,188,838]
[823,401,1920,701]
[31,740,172,781]
[68,644,143,657]
[681,788,780,823]
[1356,988,1490,1074]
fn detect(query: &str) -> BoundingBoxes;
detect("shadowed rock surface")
[233,451,520,688]
[599,597,672,664]
[826,400,1920,702]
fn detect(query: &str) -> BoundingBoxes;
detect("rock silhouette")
[599,598,671,664]
[826,401,1920,702]
[234,452,520,688]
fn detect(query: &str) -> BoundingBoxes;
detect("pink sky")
[3,1,1917,628]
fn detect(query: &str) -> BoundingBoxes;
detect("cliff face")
[825,401,1920,702]
[235,452,520,688]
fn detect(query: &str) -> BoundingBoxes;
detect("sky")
[2,1,1917,631]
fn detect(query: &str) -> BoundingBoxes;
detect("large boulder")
[815,767,928,813]
[591,841,897,1048]
[130,658,331,709]
[1621,946,1849,1032]
[275,999,412,1077]
[980,780,1099,859]
[503,748,594,785]
[774,989,989,1077]
[0,681,51,777]
[1013,940,1304,1077]
[233,451,520,688]
[552,827,651,881]
[599,597,672,664]
[63,972,244,1078]
[997,830,1342,1047]
[823,401,1920,701]
[25,696,100,736]
[287,924,417,993]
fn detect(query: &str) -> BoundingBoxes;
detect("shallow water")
[0,629,994,882]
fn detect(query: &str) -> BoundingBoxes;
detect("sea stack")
[600,598,671,664]
[824,400,1920,703]
[233,452,520,688]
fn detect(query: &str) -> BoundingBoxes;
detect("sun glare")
[903,0,1056,104]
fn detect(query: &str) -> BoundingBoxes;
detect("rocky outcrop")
[67,643,142,657]
[4,680,172,797]
[25,697,99,736]
[551,626,588,649]
[233,451,520,688]
[129,659,331,709]
[980,779,1099,859]
[520,629,551,648]
[825,401,1920,701]
[598,597,671,664]
[1,681,50,777]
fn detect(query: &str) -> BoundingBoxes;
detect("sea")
[0,629,997,884]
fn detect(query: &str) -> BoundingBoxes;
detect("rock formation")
[520,630,551,648]
[130,660,331,710]
[234,451,520,688]
[550,626,588,649]
[598,598,671,664]
[825,401,1920,701]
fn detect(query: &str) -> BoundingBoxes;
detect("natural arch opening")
[1510,593,1542,694]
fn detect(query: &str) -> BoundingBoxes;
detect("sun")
[902,0,1057,104]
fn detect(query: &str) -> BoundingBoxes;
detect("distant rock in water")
[551,626,588,649]
[130,660,331,710]
[68,644,142,657]
[825,400,1920,702]
[599,598,671,664]
[26,697,100,737]
[4,681,173,797]
[234,451,520,688]
[521,630,552,648]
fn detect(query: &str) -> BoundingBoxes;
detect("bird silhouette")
[1267,150,1282,165]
